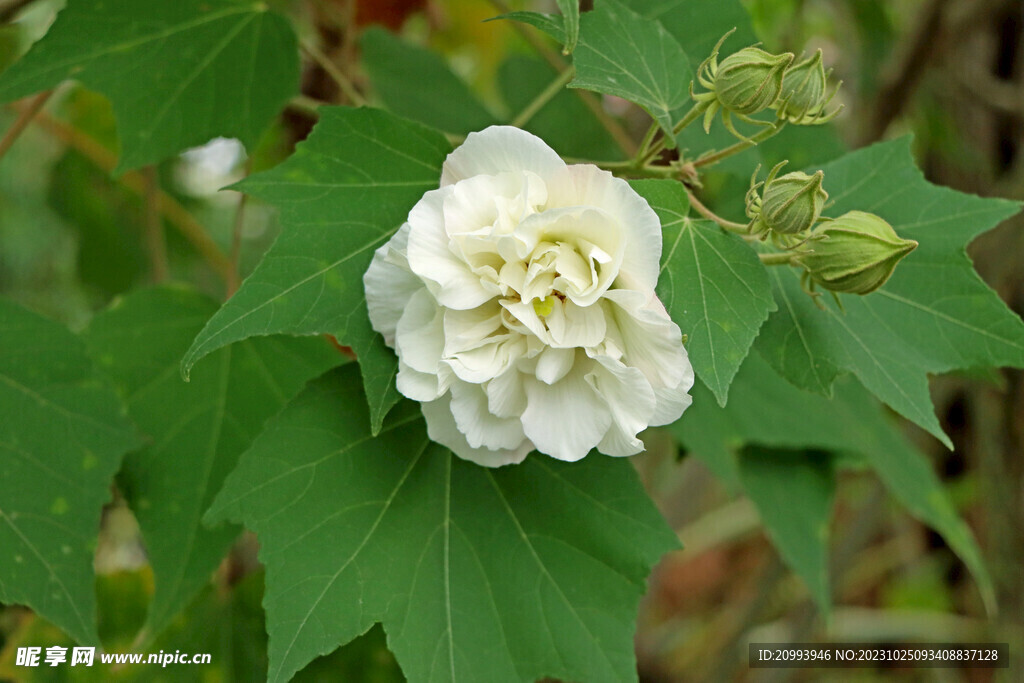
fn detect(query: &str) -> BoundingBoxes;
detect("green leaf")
[489,12,566,45]
[497,55,621,160]
[206,364,679,683]
[756,137,1024,446]
[82,285,340,638]
[0,298,139,644]
[632,179,775,404]
[0,0,299,172]
[738,447,834,613]
[556,0,580,54]
[360,28,497,136]
[181,107,452,434]
[570,0,691,141]
[674,352,994,612]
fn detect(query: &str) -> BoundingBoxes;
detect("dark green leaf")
[632,179,775,404]
[0,298,139,644]
[0,0,299,172]
[181,107,452,434]
[571,0,691,140]
[674,351,994,611]
[497,55,621,160]
[489,12,566,45]
[206,365,679,683]
[738,446,834,613]
[83,285,340,638]
[361,28,497,136]
[756,138,1024,446]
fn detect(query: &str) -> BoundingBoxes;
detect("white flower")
[363,126,694,467]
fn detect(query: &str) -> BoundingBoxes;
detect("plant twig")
[510,67,575,128]
[0,0,35,22]
[758,252,795,266]
[486,0,635,156]
[227,191,247,297]
[0,91,53,162]
[685,185,751,234]
[301,38,366,107]
[693,121,785,169]
[18,106,235,287]
[141,166,169,283]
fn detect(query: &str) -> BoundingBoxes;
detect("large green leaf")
[181,107,452,434]
[83,286,340,639]
[570,0,691,140]
[0,0,298,172]
[674,352,995,612]
[632,179,775,404]
[756,137,1024,446]
[360,28,497,136]
[206,365,679,683]
[0,299,139,644]
[738,446,834,613]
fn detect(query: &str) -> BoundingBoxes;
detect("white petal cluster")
[364,126,694,467]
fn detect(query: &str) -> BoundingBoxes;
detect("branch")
[0,91,53,162]
[142,166,169,283]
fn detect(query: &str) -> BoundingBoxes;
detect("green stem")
[510,67,575,128]
[758,251,795,265]
[592,160,677,178]
[685,186,750,234]
[693,121,786,169]
[633,121,660,165]
[0,90,53,162]
[672,100,710,136]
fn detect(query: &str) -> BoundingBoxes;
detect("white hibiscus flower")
[364,126,694,467]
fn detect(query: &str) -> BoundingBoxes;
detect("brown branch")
[0,0,35,23]
[141,166,169,283]
[0,91,53,161]
[16,106,235,288]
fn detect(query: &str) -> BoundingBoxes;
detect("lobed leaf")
[83,286,340,639]
[632,179,775,404]
[0,0,299,172]
[206,364,679,683]
[756,138,1024,446]
[0,299,139,644]
[181,107,452,434]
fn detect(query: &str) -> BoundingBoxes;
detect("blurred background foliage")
[0,0,1022,680]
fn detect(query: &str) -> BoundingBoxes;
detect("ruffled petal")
[521,356,612,462]
[604,289,689,391]
[395,288,445,374]
[450,380,528,451]
[650,375,694,426]
[440,126,566,187]
[422,393,533,467]
[550,164,663,291]
[406,187,497,310]
[397,360,447,402]
[363,223,423,346]
[586,355,656,456]
[485,368,526,418]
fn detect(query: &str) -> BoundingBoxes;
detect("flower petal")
[586,355,656,457]
[395,288,445,374]
[406,187,497,310]
[422,393,532,467]
[604,290,690,391]
[521,356,612,462]
[440,126,566,187]
[485,368,526,418]
[363,223,422,346]
[450,380,528,451]
[397,360,447,402]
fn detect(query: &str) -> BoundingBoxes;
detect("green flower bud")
[775,49,842,124]
[714,47,793,116]
[796,211,918,295]
[746,162,828,240]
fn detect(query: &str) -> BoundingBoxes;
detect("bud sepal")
[774,49,843,125]
[745,161,828,247]
[795,210,918,298]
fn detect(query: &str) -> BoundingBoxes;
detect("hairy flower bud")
[775,49,842,124]
[714,47,792,116]
[796,211,918,295]
[746,162,827,240]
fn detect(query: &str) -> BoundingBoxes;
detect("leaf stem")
[141,166,169,284]
[633,121,660,165]
[0,90,53,162]
[672,100,710,136]
[758,251,796,265]
[486,0,636,156]
[693,121,785,169]
[301,38,366,107]
[510,66,575,129]
[20,106,235,287]
[684,186,751,235]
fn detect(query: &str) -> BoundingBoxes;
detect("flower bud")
[714,47,793,116]
[796,211,918,295]
[775,49,842,124]
[746,162,827,239]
